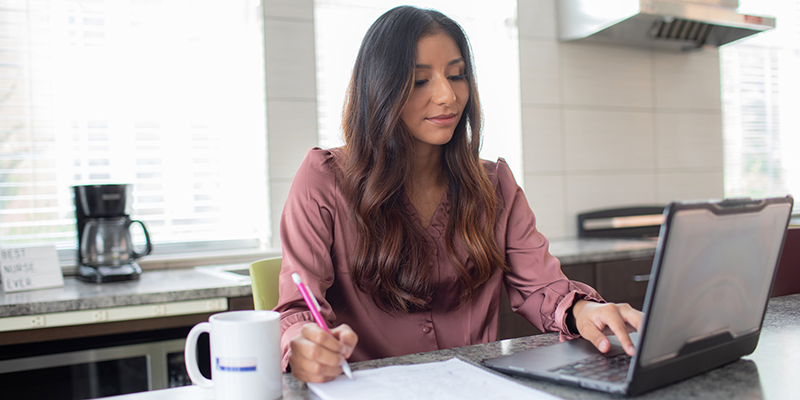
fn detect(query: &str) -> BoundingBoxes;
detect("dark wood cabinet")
[771,227,800,297]
[562,263,596,288]
[230,295,255,311]
[594,258,653,311]
[497,258,653,340]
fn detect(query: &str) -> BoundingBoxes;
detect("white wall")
[262,0,726,244]
[518,0,725,239]
[263,0,319,248]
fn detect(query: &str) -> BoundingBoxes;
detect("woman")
[274,6,642,383]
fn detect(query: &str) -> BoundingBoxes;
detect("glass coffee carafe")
[81,216,152,268]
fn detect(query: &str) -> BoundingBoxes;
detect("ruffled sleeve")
[273,148,339,371]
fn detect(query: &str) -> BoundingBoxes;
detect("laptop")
[483,196,794,396]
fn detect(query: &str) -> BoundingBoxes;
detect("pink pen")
[292,272,354,379]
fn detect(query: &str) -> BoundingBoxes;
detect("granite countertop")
[102,294,800,400]
[0,238,657,318]
[548,237,656,265]
[0,267,253,317]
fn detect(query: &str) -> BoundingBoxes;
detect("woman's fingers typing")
[573,300,644,356]
[618,303,643,333]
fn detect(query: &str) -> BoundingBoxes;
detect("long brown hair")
[340,6,507,312]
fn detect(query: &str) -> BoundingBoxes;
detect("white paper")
[307,358,562,400]
[0,246,64,292]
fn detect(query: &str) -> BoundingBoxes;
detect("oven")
[577,205,667,239]
[0,327,210,399]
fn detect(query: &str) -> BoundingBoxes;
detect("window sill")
[60,248,282,276]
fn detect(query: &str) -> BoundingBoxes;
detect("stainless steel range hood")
[557,0,776,51]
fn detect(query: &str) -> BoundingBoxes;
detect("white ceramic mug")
[184,310,282,400]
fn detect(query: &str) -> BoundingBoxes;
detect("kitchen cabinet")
[771,227,800,297]
[594,258,652,310]
[498,257,653,340]
[0,296,255,398]
[0,296,254,347]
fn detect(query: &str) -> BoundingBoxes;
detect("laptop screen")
[638,201,792,366]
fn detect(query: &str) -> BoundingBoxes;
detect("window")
[313,0,523,180]
[721,0,800,210]
[0,0,269,260]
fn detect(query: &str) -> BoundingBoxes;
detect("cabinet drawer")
[595,258,654,310]
[562,263,595,288]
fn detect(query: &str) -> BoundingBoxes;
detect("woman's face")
[400,32,469,150]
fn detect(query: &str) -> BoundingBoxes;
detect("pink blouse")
[274,148,602,371]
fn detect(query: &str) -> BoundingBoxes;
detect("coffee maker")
[73,184,152,283]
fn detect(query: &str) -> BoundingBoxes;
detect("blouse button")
[422,326,432,334]
[425,296,433,303]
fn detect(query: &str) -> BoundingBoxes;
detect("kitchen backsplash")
[518,0,724,239]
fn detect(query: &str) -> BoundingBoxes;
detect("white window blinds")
[721,0,800,209]
[0,0,269,255]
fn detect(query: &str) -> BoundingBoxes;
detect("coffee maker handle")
[127,219,153,259]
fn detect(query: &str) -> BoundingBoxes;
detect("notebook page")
[307,358,562,400]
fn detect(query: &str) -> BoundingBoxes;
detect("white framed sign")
[1,246,64,293]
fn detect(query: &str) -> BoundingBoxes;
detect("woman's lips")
[426,113,458,126]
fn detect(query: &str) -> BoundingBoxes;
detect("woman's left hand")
[572,300,643,356]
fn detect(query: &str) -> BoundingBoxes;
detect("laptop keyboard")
[548,353,631,383]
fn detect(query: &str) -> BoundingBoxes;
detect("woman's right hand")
[288,323,358,383]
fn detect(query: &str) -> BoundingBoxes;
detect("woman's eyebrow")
[415,58,465,69]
